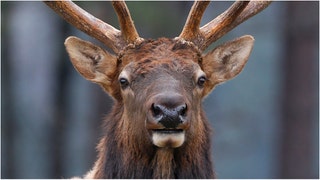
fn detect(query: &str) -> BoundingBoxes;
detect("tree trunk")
[280,2,319,178]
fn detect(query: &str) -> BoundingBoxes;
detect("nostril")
[177,104,187,117]
[151,103,163,119]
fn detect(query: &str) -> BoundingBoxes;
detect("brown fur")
[80,38,215,178]
[64,36,254,179]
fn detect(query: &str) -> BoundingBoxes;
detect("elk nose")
[151,101,187,129]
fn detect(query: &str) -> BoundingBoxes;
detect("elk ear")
[64,36,117,86]
[202,35,254,95]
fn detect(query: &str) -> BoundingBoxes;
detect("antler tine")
[199,1,272,51]
[179,1,210,43]
[179,1,248,50]
[112,1,142,45]
[44,1,141,53]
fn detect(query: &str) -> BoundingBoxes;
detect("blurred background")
[1,1,319,179]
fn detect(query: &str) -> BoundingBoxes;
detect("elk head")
[45,1,271,149]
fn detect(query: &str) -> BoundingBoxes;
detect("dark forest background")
[1,1,319,179]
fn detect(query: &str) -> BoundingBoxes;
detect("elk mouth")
[152,129,184,134]
[151,129,185,148]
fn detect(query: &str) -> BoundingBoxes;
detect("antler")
[179,1,272,51]
[44,0,141,53]
[112,1,141,44]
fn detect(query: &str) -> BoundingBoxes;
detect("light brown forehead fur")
[118,38,203,73]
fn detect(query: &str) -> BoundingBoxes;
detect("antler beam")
[44,0,141,53]
[199,1,249,49]
[180,1,272,51]
[200,1,272,50]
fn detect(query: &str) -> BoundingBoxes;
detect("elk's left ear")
[202,35,254,95]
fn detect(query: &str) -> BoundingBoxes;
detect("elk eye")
[197,76,207,87]
[119,77,129,88]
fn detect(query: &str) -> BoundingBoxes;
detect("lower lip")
[151,130,185,148]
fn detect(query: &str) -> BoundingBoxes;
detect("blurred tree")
[4,2,61,178]
[280,1,319,178]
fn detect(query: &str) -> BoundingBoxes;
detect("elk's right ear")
[64,36,117,86]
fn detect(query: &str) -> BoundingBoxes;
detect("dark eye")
[197,76,206,87]
[119,77,129,89]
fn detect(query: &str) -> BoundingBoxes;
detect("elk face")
[117,39,207,148]
[119,61,199,148]
[64,36,254,148]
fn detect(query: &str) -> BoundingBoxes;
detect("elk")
[45,1,271,178]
